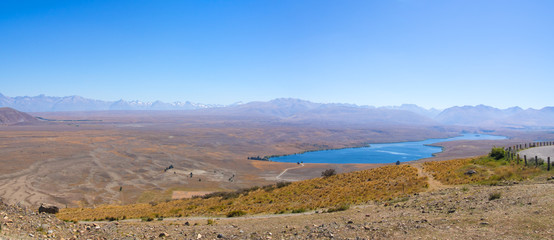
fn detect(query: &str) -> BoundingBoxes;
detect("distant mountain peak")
[0,93,217,112]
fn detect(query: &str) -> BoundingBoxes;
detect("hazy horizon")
[2,0,553,109]
[2,92,552,111]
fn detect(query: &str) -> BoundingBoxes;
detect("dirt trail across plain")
[276,162,304,180]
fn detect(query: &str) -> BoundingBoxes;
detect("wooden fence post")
[517,154,520,165]
[548,157,551,171]
[524,155,527,166]
[535,156,538,167]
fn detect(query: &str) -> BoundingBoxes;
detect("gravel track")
[519,146,554,161]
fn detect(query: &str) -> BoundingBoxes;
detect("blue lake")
[270,134,507,164]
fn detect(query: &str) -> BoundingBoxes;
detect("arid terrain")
[1,110,549,210]
[0,109,552,239]
[1,109,553,209]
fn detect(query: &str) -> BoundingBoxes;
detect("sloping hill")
[0,107,38,124]
[58,165,428,221]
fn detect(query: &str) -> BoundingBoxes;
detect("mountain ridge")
[1,93,554,127]
[0,93,220,112]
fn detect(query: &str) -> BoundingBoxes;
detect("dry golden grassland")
[57,165,428,221]
[423,156,546,185]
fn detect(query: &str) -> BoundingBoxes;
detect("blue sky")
[1,0,553,109]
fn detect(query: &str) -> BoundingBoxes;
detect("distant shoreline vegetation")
[36,117,102,122]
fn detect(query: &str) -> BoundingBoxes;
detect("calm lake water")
[270,134,507,164]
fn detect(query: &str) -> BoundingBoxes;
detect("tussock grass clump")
[291,208,307,213]
[489,192,501,201]
[326,204,350,213]
[226,210,246,218]
[58,165,427,221]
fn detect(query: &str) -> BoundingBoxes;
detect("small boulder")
[38,204,59,214]
[464,170,477,176]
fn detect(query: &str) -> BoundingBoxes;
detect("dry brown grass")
[57,165,428,221]
[423,156,546,185]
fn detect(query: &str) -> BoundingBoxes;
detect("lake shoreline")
[268,134,507,164]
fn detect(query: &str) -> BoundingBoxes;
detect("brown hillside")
[0,107,38,125]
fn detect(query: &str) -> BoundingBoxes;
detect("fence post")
[535,156,538,167]
[524,155,527,166]
[517,154,520,165]
[548,157,551,171]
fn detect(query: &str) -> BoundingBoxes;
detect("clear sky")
[1,0,553,109]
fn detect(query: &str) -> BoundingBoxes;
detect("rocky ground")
[1,177,553,240]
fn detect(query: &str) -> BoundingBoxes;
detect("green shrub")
[489,147,505,160]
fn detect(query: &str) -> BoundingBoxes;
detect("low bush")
[327,204,350,213]
[489,147,505,160]
[291,208,307,213]
[321,169,336,177]
[489,192,501,201]
[226,210,246,218]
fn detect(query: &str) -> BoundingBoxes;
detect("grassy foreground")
[58,165,427,221]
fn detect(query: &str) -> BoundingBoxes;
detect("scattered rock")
[464,170,477,175]
[159,232,169,237]
[38,204,59,214]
